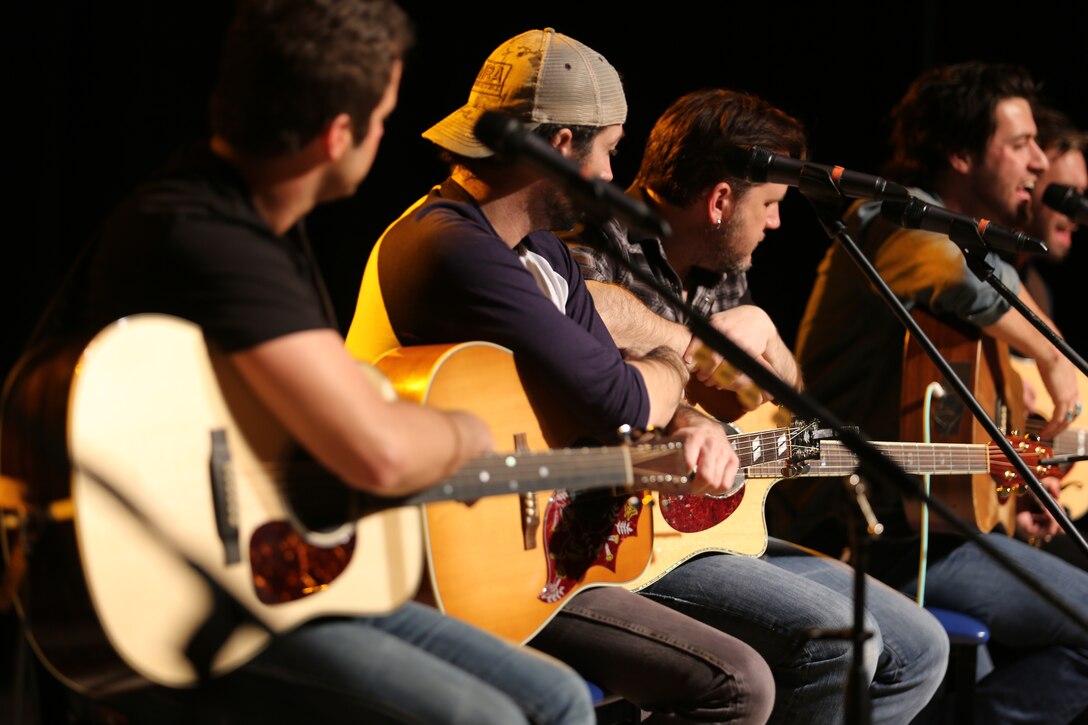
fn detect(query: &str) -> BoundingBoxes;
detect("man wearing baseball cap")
[348,29,776,722]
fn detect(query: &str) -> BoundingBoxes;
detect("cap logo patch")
[472,60,512,97]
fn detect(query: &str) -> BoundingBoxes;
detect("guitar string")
[744,441,1048,477]
[244,428,803,477]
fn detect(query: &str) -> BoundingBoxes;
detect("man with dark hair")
[33,2,596,722]
[796,61,1088,723]
[566,87,948,724]
[349,29,778,724]
[1022,106,1088,305]
[1017,106,1088,569]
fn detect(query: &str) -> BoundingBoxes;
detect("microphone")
[880,196,1047,255]
[723,145,912,202]
[1042,183,1088,225]
[473,111,670,239]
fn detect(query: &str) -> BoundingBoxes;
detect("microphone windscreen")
[474,111,522,155]
[1043,183,1077,214]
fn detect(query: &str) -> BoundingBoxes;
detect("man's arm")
[585,280,802,411]
[626,345,689,428]
[982,286,1078,437]
[585,281,692,357]
[230,329,492,496]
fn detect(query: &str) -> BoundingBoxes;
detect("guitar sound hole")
[544,490,636,582]
[249,521,356,604]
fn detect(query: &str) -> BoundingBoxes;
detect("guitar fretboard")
[744,440,991,478]
[729,426,796,469]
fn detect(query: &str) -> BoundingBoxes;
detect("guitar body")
[630,403,794,589]
[0,316,423,694]
[375,343,653,643]
[1009,356,1088,519]
[901,309,1024,535]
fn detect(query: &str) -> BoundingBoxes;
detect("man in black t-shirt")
[16,2,595,723]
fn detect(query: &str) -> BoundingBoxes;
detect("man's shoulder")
[385,182,497,251]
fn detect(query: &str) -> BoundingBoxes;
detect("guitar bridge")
[209,429,240,565]
[514,433,538,550]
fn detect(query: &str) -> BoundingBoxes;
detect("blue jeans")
[642,538,949,724]
[110,602,594,724]
[903,533,1088,724]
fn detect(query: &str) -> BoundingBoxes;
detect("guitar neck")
[360,427,795,512]
[745,440,991,478]
[400,447,634,505]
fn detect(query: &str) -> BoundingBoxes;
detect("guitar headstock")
[785,419,825,462]
[990,434,1061,495]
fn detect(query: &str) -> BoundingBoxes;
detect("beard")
[970,175,1034,229]
[699,212,752,275]
[529,179,582,232]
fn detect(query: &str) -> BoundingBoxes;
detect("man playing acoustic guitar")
[797,62,1088,724]
[565,88,948,724]
[349,28,779,724]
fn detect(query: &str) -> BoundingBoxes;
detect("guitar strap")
[183,566,263,685]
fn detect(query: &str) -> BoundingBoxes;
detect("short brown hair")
[210,0,412,156]
[884,62,1038,187]
[1034,105,1088,157]
[635,89,807,207]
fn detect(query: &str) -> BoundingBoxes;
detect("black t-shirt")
[47,143,333,351]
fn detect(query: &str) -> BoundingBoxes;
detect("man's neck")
[452,167,541,248]
[211,136,319,236]
[644,187,702,292]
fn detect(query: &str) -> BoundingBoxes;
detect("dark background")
[4,1,1088,379]
[2,1,1088,718]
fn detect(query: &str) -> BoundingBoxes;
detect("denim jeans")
[530,586,775,723]
[109,601,594,724]
[903,533,1088,724]
[642,538,949,724]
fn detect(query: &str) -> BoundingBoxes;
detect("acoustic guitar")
[374,342,806,643]
[628,402,1055,590]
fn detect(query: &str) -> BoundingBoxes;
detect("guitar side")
[376,343,653,643]
[1,316,424,694]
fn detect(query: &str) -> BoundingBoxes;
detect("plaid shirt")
[565,190,751,322]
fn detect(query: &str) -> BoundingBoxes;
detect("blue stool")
[926,607,991,724]
[586,680,640,724]
[585,680,606,705]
